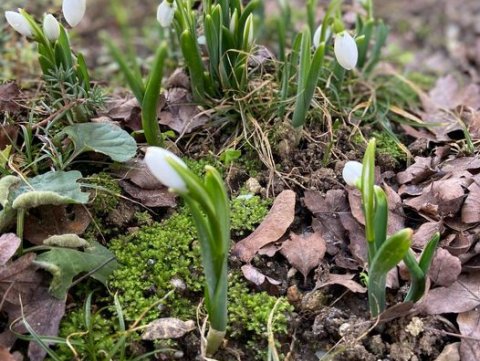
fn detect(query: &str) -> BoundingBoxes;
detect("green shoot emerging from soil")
[144,147,230,356]
[343,139,439,317]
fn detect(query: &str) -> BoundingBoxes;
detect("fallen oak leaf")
[280,232,326,282]
[429,248,461,287]
[232,190,296,263]
[142,318,195,340]
[461,182,480,224]
[315,273,366,294]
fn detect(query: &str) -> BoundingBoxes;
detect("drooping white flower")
[43,14,60,41]
[157,0,176,28]
[334,31,358,70]
[144,147,188,193]
[342,161,363,187]
[62,0,86,27]
[197,35,206,46]
[4,11,32,37]
[313,24,331,49]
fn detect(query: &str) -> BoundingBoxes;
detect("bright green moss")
[85,172,121,215]
[372,131,407,164]
[231,195,271,236]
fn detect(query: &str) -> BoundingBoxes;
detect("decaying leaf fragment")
[241,264,281,288]
[142,318,196,340]
[233,190,296,262]
[0,233,21,265]
[457,310,480,361]
[280,232,326,281]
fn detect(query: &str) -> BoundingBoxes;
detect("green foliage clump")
[228,273,292,338]
[85,172,121,215]
[231,195,271,236]
[47,307,117,361]
[372,131,407,164]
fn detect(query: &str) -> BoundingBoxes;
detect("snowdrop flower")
[144,147,188,193]
[197,35,206,46]
[334,31,358,70]
[43,14,60,41]
[4,11,32,37]
[313,24,331,49]
[157,0,176,28]
[62,0,86,27]
[342,161,363,187]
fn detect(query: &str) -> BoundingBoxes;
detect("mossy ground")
[53,194,291,360]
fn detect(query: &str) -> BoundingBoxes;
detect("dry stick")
[31,100,85,130]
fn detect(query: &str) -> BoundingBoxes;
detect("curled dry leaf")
[0,233,21,266]
[119,180,176,208]
[339,212,367,265]
[404,179,465,219]
[233,190,296,263]
[280,232,326,281]
[429,248,461,287]
[315,273,366,294]
[457,310,480,361]
[461,182,480,224]
[24,205,91,245]
[397,157,435,185]
[241,264,281,290]
[142,318,195,340]
[413,222,443,248]
[417,273,480,315]
[305,189,349,256]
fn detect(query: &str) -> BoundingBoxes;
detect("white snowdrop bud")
[43,14,60,41]
[334,30,358,70]
[62,0,86,27]
[313,24,331,49]
[144,147,188,193]
[157,0,176,28]
[342,161,363,187]
[5,11,32,37]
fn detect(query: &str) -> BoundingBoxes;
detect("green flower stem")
[361,139,376,245]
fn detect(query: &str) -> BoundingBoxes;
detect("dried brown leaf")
[315,273,367,294]
[280,232,326,280]
[457,310,480,361]
[429,248,461,287]
[119,181,176,208]
[383,183,405,234]
[241,264,281,289]
[141,318,195,340]
[397,157,435,185]
[462,182,480,224]
[0,83,21,113]
[434,342,461,361]
[0,125,18,150]
[412,222,443,248]
[417,273,480,314]
[339,213,367,265]
[233,190,296,262]
[0,347,17,361]
[24,205,91,245]
[0,233,21,266]
[404,179,465,219]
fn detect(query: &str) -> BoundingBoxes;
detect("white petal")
[157,0,176,28]
[144,147,188,193]
[62,0,86,27]
[334,31,358,70]
[313,25,331,49]
[5,11,32,37]
[43,14,60,41]
[197,35,206,45]
[342,161,363,187]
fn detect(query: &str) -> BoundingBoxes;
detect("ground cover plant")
[1,0,480,360]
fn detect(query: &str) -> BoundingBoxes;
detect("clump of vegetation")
[373,131,407,164]
[231,195,271,236]
[85,172,122,215]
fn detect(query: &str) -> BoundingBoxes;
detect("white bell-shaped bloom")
[313,25,331,49]
[157,0,176,28]
[334,31,358,70]
[5,11,32,37]
[342,161,363,187]
[197,35,206,46]
[62,0,86,27]
[43,14,60,41]
[144,147,188,193]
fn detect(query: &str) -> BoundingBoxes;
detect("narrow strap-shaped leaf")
[142,43,167,146]
[364,20,389,74]
[104,36,145,103]
[362,139,376,245]
[357,19,374,68]
[368,228,412,316]
[237,0,260,38]
[76,53,90,92]
[418,232,440,274]
[403,249,426,303]
[57,26,73,72]
[180,30,208,101]
[373,185,388,252]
